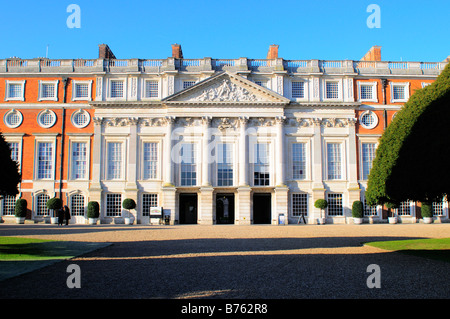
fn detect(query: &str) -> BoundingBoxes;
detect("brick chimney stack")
[172,44,183,59]
[361,46,382,61]
[266,44,279,59]
[98,44,116,59]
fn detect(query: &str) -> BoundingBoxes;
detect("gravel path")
[0,223,449,300]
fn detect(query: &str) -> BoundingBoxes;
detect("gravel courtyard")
[0,223,449,299]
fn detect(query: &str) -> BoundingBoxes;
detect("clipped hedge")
[352,201,364,218]
[14,198,27,218]
[122,198,136,210]
[87,201,100,219]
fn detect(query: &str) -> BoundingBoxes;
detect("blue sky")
[1,0,449,62]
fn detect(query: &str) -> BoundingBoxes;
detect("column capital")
[93,116,104,126]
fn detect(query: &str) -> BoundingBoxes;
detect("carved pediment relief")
[163,71,290,105]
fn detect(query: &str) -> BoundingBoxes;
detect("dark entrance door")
[253,193,271,224]
[216,194,235,224]
[179,193,198,224]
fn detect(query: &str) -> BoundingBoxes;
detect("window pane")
[42,84,55,98]
[327,193,343,216]
[9,84,22,98]
[360,85,373,100]
[398,201,411,216]
[180,143,196,186]
[110,81,124,98]
[106,194,122,217]
[393,86,405,100]
[292,82,304,98]
[292,193,308,217]
[75,84,89,98]
[326,82,339,99]
[362,143,376,180]
[142,193,158,216]
[71,194,85,216]
[145,81,158,98]
[108,143,122,179]
[72,142,87,179]
[327,143,341,180]
[292,143,306,180]
[217,143,233,186]
[38,143,53,179]
[143,142,158,179]
[2,195,16,216]
[36,194,50,216]
[254,143,270,186]
[9,142,19,163]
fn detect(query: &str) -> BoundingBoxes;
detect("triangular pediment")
[162,71,290,105]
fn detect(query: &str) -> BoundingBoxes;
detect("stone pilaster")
[236,186,251,225]
[199,186,214,225]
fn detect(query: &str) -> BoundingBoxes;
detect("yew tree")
[0,133,21,198]
[366,63,450,206]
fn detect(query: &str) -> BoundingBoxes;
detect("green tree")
[0,133,21,198]
[366,64,450,206]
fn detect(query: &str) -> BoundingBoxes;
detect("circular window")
[359,111,378,129]
[37,109,57,128]
[4,109,23,128]
[71,109,90,128]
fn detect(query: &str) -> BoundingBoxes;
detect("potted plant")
[46,197,62,225]
[122,198,136,225]
[421,201,433,224]
[314,199,328,225]
[386,202,399,224]
[14,198,27,224]
[352,201,364,224]
[87,201,100,225]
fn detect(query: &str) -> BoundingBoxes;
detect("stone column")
[311,118,326,224]
[237,116,251,225]
[199,116,214,224]
[238,116,249,186]
[162,116,176,224]
[125,117,139,223]
[164,116,176,186]
[347,118,361,223]
[274,116,289,224]
[90,117,103,221]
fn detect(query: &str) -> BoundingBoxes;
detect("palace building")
[0,44,448,225]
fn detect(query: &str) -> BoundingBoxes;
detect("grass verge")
[365,238,450,263]
[0,236,110,281]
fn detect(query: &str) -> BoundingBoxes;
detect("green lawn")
[0,236,110,281]
[365,238,450,263]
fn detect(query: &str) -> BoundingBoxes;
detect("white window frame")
[325,140,345,181]
[140,139,161,181]
[37,109,57,128]
[216,142,234,187]
[72,80,92,101]
[70,192,86,217]
[38,80,59,101]
[291,193,309,217]
[68,136,91,181]
[142,79,160,99]
[182,80,197,90]
[71,109,91,128]
[291,80,306,100]
[396,200,414,216]
[359,110,379,130]
[358,81,378,102]
[34,191,51,217]
[108,78,127,100]
[3,109,23,128]
[105,139,126,181]
[290,140,309,181]
[251,141,272,187]
[3,133,24,172]
[391,82,410,103]
[323,79,342,100]
[358,137,379,181]
[33,134,57,181]
[142,193,159,217]
[5,80,26,101]
[179,142,198,186]
[105,193,122,217]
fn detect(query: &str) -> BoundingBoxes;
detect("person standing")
[57,208,64,226]
[64,205,71,226]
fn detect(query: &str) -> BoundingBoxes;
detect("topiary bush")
[87,201,100,219]
[46,197,62,216]
[421,202,433,218]
[122,198,136,210]
[314,199,328,210]
[352,201,364,218]
[15,198,27,218]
